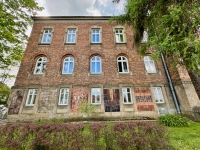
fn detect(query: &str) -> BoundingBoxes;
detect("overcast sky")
[36,0,126,16]
[5,0,126,87]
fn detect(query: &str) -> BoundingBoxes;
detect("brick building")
[7,16,200,122]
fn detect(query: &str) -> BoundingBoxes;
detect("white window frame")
[144,56,157,73]
[41,29,52,43]
[153,87,165,103]
[91,88,101,104]
[141,30,148,43]
[122,87,133,104]
[34,57,47,74]
[90,56,102,74]
[26,89,37,106]
[66,29,76,43]
[58,88,69,105]
[117,56,129,73]
[115,29,125,43]
[62,57,74,74]
[91,29,101,43]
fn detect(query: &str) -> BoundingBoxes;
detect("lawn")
[168,122,200,150]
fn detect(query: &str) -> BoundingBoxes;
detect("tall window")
[62,57,74,74]
[91,88,101,104]
[153,87,165,103]
[91,29,100,43]
[34,57,47,74]
[66,29,76,43]
[91,56,101,74]
[144,56,156,73]
[117,56,129,73]
[115,29,125,43]
[26,89,37,106]
[41,29,52,43]
[122,88,132,104]
[58,88,69,105]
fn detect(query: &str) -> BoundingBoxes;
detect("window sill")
[38,43,51,45]
[89,73,103,76]
[145,70,161,75]
[58,104,68,106]
[64,43,76,45]
[156,102,165,104]
[90,43,102,45]
[60,73,74,77]
[123,102,133,104]
[118,72,131,76]
[115,42,127,45]
[25,105,34,107]
[91,103,101,105]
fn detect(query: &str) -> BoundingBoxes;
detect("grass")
[168,122,200,150]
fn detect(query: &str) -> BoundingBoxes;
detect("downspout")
[150,22,181,114]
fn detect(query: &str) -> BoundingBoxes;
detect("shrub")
[158,114,191,127]
[78,100,97,117]
[0,122,172,150]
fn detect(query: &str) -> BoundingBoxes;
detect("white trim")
[34,57,47,74]
[62,57,74,74]
[115,28,125,43]
[41,29,52,43]
[66,29,76,43]
[153,87,165,103]
[91,29,101,43]
[25,89,37,106]
[117,56,129,73]
[144,56,157,73]
[58,88,69,105]
[90,56,102,74]
[91,88,101,104]
[122,87,133,104]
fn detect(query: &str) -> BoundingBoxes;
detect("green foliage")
[0,0,43,69]
[0,83,10,105]
[35,118,64,124]
[78,100,97,117]
[111,0,200,74]
[158,114,191,127]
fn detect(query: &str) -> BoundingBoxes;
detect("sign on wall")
[134,87,154,111]
[71,87,88,113]
[104,89,120,112]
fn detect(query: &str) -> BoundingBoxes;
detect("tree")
[0,0,43,70]
[0,82,10,105]
[112,0,200,73]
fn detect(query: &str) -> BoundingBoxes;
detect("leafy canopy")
[0,0,43,69]
[112,0,200,73]
[0,82,10,104]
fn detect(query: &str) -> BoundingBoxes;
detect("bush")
[78,100,97,117]
[0,122,172,150]
[158,114,191,127]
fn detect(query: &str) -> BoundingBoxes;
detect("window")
[66,29,76,43]
[122,88,133,104]
[62,57,74,74]
[153,87,165,103]
[90,56,101,74]
[141,30,148,43]
[34,57,47,74]
[58,88,69,105]
[144,56,156,73]
[91,88,101,104]
[117,56,129,73]
[41,29,52,43]
[26,89,37,106]
[91,29,100,43]
[115,29,125,43]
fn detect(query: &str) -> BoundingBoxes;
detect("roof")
[31,16,112,21]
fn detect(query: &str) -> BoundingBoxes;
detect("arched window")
[144,56,156,73]
[62,57,74,74]
[34,57,47,74]
[117,56,129,73]
[90,56,101,74]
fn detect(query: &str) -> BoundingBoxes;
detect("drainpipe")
[150,21,181,114]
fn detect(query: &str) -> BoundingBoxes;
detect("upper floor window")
[115,29,125,43]
[91,29,100,43]
[122,87,133,104]
[58,88,69,105]
[91,56,101,74]
[117,56,129,73]
[62,57,74,74]
[144,56,156,73]
[141,30,148,43]
[66,29,76,43]
[41,29,52,43]
[34,57,47,74]
[26,89,37,106]
[91,88,101,104]
[153,87,165,103]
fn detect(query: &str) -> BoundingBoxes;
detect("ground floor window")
[26,89,37,106]
[59,88,69,105]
